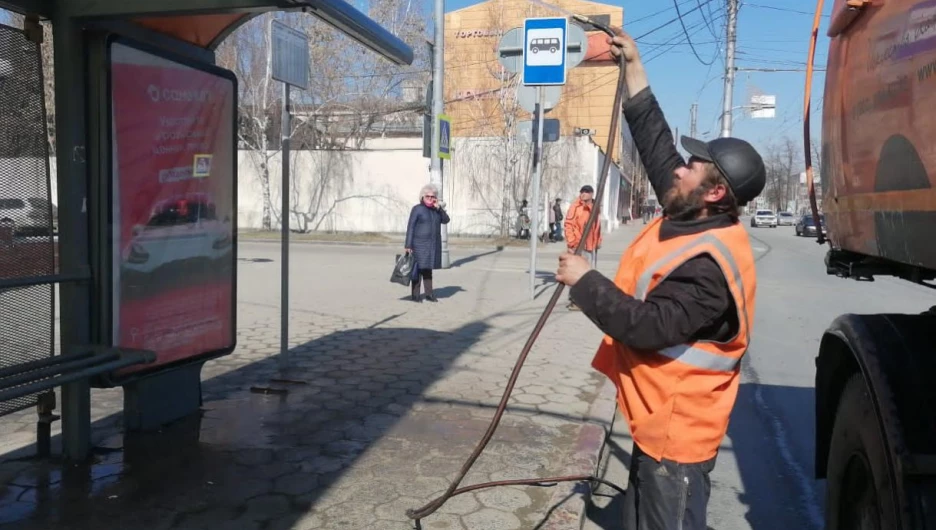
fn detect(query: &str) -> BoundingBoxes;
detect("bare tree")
[447,1,578,237]
[218,3,427,232]
[763,136,800,212]
[216,14,280,230]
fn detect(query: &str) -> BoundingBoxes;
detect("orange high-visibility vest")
[564,199,602,251]
[591,217,757,463]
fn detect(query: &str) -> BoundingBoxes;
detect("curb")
[237,236,530,251]
[539,376,618,530]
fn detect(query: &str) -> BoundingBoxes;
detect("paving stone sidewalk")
[0,223,646,530]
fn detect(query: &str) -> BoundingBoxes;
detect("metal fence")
[0,23,56,416]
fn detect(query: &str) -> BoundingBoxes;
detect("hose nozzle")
[571,13,616,37]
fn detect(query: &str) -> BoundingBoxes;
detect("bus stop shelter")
[0,0,412,461]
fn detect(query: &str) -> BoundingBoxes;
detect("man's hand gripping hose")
[406,15,628,526]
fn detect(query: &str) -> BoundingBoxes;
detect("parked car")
[795,213,827,237]
[777,211,795,226]
[750,209,778,228]
[0,197,55,237]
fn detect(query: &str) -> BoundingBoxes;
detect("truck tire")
[825,374,901,530]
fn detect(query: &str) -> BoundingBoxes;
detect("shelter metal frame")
[0,0,413,460]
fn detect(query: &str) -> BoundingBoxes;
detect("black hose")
[407,17,628,524]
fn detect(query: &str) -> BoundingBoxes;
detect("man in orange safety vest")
[555,29,766,530]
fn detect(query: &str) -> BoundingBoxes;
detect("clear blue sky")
[433,0,832,164]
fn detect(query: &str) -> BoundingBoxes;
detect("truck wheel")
[825,374,900,530]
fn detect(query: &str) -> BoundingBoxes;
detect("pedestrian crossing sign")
[193,154,212,178]
[438,114,451,160]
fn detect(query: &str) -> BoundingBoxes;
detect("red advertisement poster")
[109,41,236,376]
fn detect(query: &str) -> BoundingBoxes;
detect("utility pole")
[720,0,738,138]
[430,0,450,268]
[690,102,698,138]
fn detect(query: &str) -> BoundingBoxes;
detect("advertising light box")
[108,39,237,377]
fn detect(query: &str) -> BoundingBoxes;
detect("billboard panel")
[108,40,236,377]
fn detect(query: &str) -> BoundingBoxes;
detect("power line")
[634,0,716,41]
[672,0,717,65]
[642,12,726,64]
[697,0,720,40]
[626,0,698,26]
[744,3,830,17]
[737,44,827,56]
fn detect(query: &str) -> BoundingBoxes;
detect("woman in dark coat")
[404,183,450,302]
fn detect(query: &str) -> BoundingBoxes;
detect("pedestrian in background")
[551,198,564,241]
[563,185,601,310]
[404,183,450,303]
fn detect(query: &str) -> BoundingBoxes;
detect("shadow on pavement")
[395,285,466,301]
[0,322,489,529]
[727,382,822,530]
[583,382,819,530]
[583,418,631,530]
[449,248,503,268]
[431,285,466,299]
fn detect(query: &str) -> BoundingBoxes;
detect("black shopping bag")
[391,253,415,286]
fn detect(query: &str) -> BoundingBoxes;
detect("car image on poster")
[109,40,236,377]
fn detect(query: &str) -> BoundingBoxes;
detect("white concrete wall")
[236,135,624,237]
[238,138,426,234]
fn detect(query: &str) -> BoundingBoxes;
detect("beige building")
[444,0,624,163]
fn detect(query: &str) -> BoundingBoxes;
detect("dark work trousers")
[623,443,717,530]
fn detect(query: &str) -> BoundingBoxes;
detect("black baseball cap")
[680,135,766,205]
[580,185,594,194]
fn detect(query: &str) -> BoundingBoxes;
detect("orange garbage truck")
[813,0,936,528]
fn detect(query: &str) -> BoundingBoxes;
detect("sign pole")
[529,85,545,300]
[271,19,309,368]
[281,83,290,363]
[430,0,450,268]
[510,16,575,299]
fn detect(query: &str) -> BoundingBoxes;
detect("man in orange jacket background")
[563,184,601,311]
[555,29,766,530]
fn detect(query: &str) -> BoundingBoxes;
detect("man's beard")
[663,185,708,221]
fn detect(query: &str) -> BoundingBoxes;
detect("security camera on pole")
[497,19,588,299]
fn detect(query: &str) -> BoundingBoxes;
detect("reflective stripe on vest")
[658,344,740,371]
[635,232,749,373]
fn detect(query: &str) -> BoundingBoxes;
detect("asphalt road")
[585,221,936,530]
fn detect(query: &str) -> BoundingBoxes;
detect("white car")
[777,211,795,226]
[122,193,232,276]
[0,197,54,237]
[750,209,778,228]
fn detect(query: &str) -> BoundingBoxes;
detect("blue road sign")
[438,114,451,160]
[522,17,568,86]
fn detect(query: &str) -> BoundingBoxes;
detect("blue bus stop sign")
[522,17,568,86]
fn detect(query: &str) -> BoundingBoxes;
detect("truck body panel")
[822,0,936,271]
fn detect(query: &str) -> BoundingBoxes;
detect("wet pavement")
[0,226,640,529]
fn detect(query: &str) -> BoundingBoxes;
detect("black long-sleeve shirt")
[569,87,739,351]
